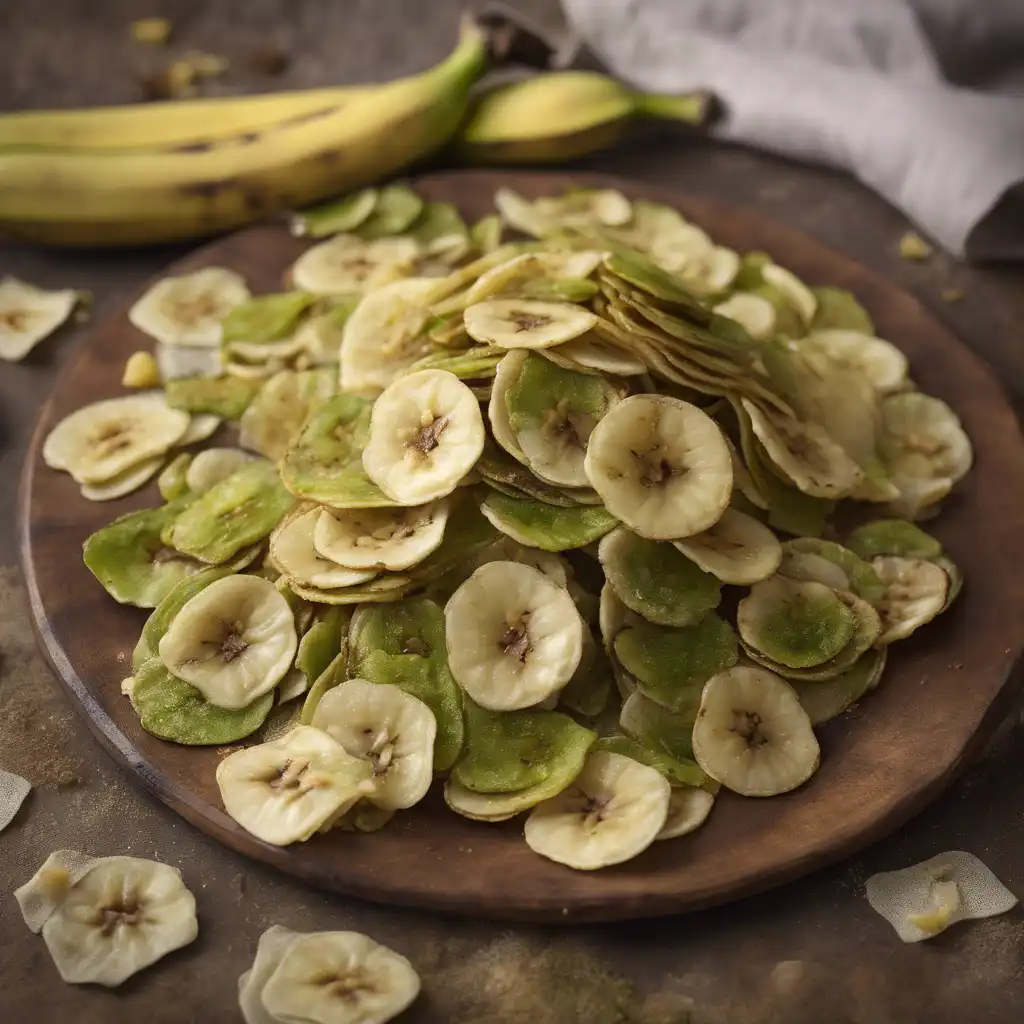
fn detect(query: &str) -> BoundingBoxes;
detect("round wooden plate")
[20,170,1024,922]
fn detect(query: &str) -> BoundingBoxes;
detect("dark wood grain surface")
[20,169,1024,923]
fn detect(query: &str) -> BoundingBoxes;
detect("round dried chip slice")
[741,398,863,499]
[524,751,670,870]
[216,726,373,845]
[550,331,646,376]
[803,329,908,394]
[185,446,259,495]
[311,678,436,810]
[791,648,887,725]
[712,292,776,342]
[39,856,197,987]
[0,276,78,362]
[671,508,782,585]
[464,298,597,350]
[599,527,722,627]
[271,506,378,589]
[259,930,420,1024]
[584,394,733,540]
[43,394,190,484]
[158,574,298,710]
[845,519,942,561]
[880,391,973,486]
[872,555,951,645]
[362,369,485,504]
[783,538,885,603]
[128,267,250,347]
[761,264,817,325]
[339,277,438,393]
[737,576,857,670]
[444,560,584,711]
[290,234,419,295]
[79,454,165,502]
[480,488,618,552]
[692,665,820,797]
[314,500,449,572]
[656,786,716,841]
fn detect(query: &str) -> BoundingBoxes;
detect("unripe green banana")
[0,20,489,247]
[455,71,714,165]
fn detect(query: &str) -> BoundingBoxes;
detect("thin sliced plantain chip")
[846,519,943,561]
[238,367,336,461]
[132,657,273,745]
[164,461,294,565]
[279,392,397,509]
[599,528,722,628]
[791,648,887,725]
[619,690,699,762]
[157,453,193,502]
[613,615,738,713]
[592,734,708,788]
[783,538,885,603]
[480,487,618,552]
[83,500,203,608]
[220,292,317,347]
[810,286,875,335]
[164,375,262,420]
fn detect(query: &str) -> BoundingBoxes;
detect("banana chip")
[129,267,249,347]
[0,276,78,361]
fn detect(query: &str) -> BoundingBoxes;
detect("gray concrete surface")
[2,2,1024,1022]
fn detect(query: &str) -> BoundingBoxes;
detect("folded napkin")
[560,0,1024,260]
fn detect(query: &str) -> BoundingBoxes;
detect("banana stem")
[632,90,718,128]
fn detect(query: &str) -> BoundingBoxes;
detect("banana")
[217,726,374,845]
[444,560,583,710]
[314,500,450,571]
[523,751,670,870]
[310,678,436,810]
[339,277,438,393]
[158,574,298,709]
[691,666,820,797]
[270,506,378,589]
[43,394,190,484]
[362,369,485,504]
[464,299,597,350]
[871,555,950,644]
[128,267,250,347]
[0,276,78,361]
[656,787,716,841]
[0,21,489,247]
[584,394,733,540]
[29,854,197,987]
[0,85,381,152]
[239,925,301,1024]
[257,930,420,1024]
[455,71,713,165]
[671,507,782,585]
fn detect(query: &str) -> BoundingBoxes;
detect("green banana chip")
[620,690,699,761]
[295,606,348,686]
[356,183,424,239]
[157,453,192,501]
[846,520,943,561]
[737,576,857,669]
[410,201,469,254]
[451,701,595,795]
[83,500,202,608]
[810,286,875,335]
[791,648,887,725]
[220,292,317,346]
[279,392,396,509]
[469,214,502,254]
[559,630,613,718]
[613,615,738,712]
[592,734,708,788]
[599,529,722,628]
[601,248,712,323]
[299,649,348,726]
[292,188,379,237]
[165,461,295,564]
[238,367,336,461]
[479,487,618,551]
[132,657,272,745]
[164,375,262,420]
[348,596,465,771]
[784,538,886,603]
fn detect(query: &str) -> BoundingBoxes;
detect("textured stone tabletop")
[2,3,1023,1022]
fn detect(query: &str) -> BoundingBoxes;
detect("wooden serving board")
[20,171,1024,923]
